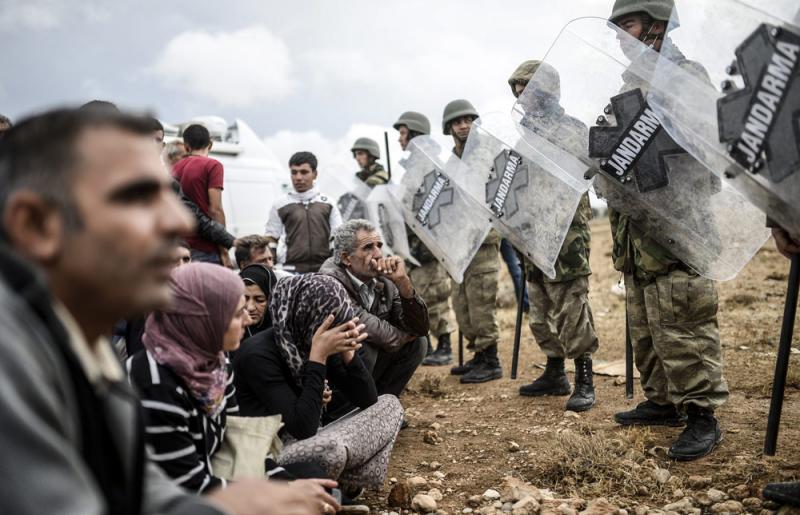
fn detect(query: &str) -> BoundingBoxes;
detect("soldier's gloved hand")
[772,227,800,259]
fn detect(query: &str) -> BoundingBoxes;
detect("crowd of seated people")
[0,104,426,515]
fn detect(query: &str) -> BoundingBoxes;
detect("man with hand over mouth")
[320,219,429,396]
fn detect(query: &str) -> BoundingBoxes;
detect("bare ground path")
[364,219,800,514]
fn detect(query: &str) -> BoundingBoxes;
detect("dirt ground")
[366,219,800,513]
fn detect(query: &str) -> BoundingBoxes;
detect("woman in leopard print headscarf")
[233,273,405,494]
[269,273,355,386]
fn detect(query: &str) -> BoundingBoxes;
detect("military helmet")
[393,111,431,135]
[507,60,561,99]
[442,99,479,135]
[351,137,381,160]
[609,0,679,29]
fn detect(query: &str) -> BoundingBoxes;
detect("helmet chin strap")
[640,22,665,49]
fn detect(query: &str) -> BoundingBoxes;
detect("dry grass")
[416,373,447,399]
[523,423,672,507]
[725,293,762,308]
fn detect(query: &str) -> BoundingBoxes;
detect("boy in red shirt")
[172,124,230,266]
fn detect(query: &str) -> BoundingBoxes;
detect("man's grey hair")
[0,114,11,128]
[333,218,377,265]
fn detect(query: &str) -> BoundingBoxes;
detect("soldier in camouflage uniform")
[442,99,503,384]
[352,137,390,187]
[510,60,600,412]
[606,0,728,461]
[393,111,456,366]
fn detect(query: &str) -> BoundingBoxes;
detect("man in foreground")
[0,107,338,514]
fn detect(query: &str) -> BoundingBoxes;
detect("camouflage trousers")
[527,272,599,360]
[409,261,454,338]
[625,270,729,410]
[451,244,500,352]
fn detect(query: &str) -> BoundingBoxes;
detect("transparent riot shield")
[637,0,800,240]
[365,184,420,266]
[456,111,591,278]
[512,16,770,282]
[394,136,491,283]
[314,170,372,223]
[336,175,372,222]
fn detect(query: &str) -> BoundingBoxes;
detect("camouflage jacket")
[607,42,710,283]
[356,163,389,187]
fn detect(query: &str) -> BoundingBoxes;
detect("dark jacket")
[319,258,430,352]
[173,179,235,249]
[0,244,222,515]
[264,190,341,273]
[232,328,377,440]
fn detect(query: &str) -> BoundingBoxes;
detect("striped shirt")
[126,350,239,493]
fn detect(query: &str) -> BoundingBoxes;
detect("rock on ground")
[579,497,625,515]
[412,493,438,513]
[710,500,743,514]
[483,489,501,501]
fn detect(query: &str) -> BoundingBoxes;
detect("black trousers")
[359,337,426,396]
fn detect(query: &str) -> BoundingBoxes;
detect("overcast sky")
[2,0,614,169]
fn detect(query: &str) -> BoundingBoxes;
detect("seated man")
[235,234,293,279]
[235,234,274,269]
[320,219,429,396]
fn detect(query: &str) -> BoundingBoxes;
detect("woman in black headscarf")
[239,264,277,339]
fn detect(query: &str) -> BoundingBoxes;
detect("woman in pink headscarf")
[126,262,250,493]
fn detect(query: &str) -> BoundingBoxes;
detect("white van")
[164,116,290,238]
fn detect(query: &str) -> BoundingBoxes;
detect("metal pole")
[764,253,800,456]
[384,131,392,180]
[458,331,464,367]
[625,308,634,399]
[511,255,527,380]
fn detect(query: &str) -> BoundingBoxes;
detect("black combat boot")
[424,336,433,357]
[565,356,595,412]
[614,400,686,427]
[519,357,571,397]
[763,481,800,507]
[668,404,722,461]
[422,333,453,366]
[461,345,502,384]
[450,349,481,375]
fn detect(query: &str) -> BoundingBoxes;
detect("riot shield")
[314,170,371,222]
[394,136,491,283]
[456,111,591,278]
[336,174,372,222]
[638,0,800,240]
[364,184,420,266]
[512,16,770,282]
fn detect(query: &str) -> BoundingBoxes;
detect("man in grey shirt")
[0,107,338,515]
